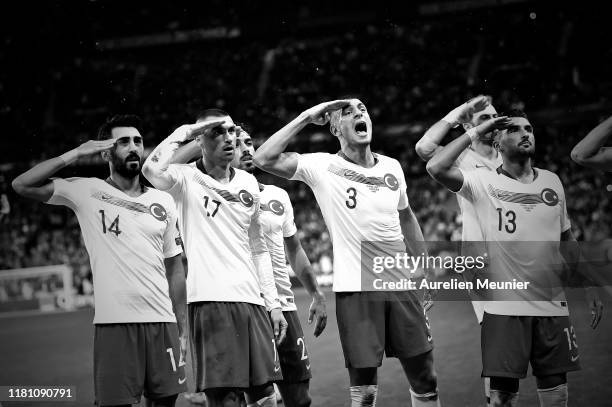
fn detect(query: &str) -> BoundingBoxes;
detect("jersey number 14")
[99,210,121,236]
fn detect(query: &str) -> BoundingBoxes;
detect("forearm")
[13,156,67,190]
[253,114,309,178]
[289,245,325,301]
[426,132,471,176]
[142,134,182,190]
[170,140,201,164]
[253,252,281,310]
[415,120,452,161]
[571,116,612,168]
[560,230,594,287]
[165,256,187,336]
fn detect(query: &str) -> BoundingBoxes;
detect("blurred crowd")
[1,5,611,298]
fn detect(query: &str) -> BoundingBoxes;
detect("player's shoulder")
[233,168,260,190]
[144,186,176,205]
[55,176,101,188]
[373,152,402,169]
[300,152,333,163]
[535,168,564,186]
[261,183,290,201]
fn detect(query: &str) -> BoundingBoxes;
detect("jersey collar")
[337,150,379,167]
[496,165,538,181]
[196,158,236,182]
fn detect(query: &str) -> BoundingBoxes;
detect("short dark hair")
[500,109,528,120]
[196,108,229,122]
[97,114,143,140]
[235,122,252,135]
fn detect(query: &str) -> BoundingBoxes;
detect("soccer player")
[11,115,188,406]
[142,110,287,407]
[416,95,502,403]
[571,114,612,171]
[172,124,328,407]
[254,99,440,407]
[416,94,501,322]
[426,110,604,406]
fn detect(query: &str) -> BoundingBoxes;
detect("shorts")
[481,313,581,378]
[94,322,186,406]
[188,301,283,391]
[336,291,433,368]
[277,311,313,383]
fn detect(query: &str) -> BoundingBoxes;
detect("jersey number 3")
[346,187,357,209]
[496,208,516,233]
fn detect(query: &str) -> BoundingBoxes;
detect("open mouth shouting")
[354,120,368,136]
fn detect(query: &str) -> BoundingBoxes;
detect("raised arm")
[284,234,327,337]
[415,95,490,161]
[427,116,510,192]
[143,120,224,190]
[571,115,612,171]
[254,100,351,179]
[12,139,115,202]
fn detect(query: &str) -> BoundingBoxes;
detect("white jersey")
[46,177,182,324]
[455,148,502,323]
[291,152,409,292]
[259,184,298,311]
[458,167,571,316]
[455,148,503,241]
[166,160,275,307]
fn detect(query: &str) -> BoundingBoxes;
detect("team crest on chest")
[328,164,399,192]
[149,203,168,221]
[238,190,254,207]
[261,199,285,216]
[487,185,560,212]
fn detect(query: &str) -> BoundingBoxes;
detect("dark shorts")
[188,301,283,391]
[277,311,313,383]
[94,322,186,406]
[335,291,433,368]
[481,313,581,378]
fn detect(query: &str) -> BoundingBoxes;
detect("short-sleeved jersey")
[46,177,182,324]
[458,167,571,316]
[455,148,503,241]
[166,161,265,306]
[259,184,298,311]
[291,152,409,292]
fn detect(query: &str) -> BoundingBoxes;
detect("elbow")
[11,178,24,196]
[570,148,587,166]
[253,151,269,170]
[425,159,441,179]
[414,142,427,162]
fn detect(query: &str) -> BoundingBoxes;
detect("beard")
[112,151,142,178]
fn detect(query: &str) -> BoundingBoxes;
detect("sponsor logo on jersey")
[487,185,560,211]
[149,203,168,221]
[327,164,399,192]
[261,199,285,215]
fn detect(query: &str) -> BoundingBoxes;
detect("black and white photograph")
[1,1,611,406]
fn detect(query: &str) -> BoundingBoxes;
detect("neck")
[471,140,498,160]
[108,171,141,195]
[502,157,534,182]
[341,143,375,168]
[202,155,232,182]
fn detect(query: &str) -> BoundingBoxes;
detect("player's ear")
[100,150,111,162]
[330,124,340,138]
[462,122,473,131]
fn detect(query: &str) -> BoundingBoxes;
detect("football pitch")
[1,288,610,407]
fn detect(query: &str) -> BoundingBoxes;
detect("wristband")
[59,149,79,165]
[466,128,479,142]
